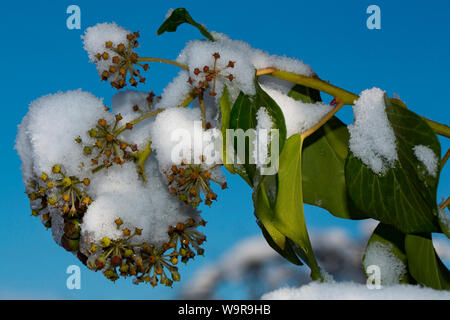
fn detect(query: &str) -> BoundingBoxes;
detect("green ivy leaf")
[363,223,413,285]
[156,8,215,41]
[302,117,367,220]
[273,134,321,279]
[287,84,366,220]
[228,80,287,186]
[254,81,287,149]
[219,86,235,175]
[253,174,302,265]
[405,233,450,290]
[288,84,322,103]
[345,96,441,234]
[228,92,256,186]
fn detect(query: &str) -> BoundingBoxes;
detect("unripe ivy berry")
[100,237,111,247]
[95,257,106,270]
[171,270,181,282]
[82,197,92,205]
[48,197,57,206]
[62,177,72,187]
[161,278,173,287]
[61,235,79,252]
[114,218,123,227]
[62,205,69,214]
[101,71,110,81]
[119,264,129,273]
[176,222,184,232]
[106,133,114,142]
[110,255,122,267]
[124,249,133,258]
[52,165,61,174]
[89,129,98,138]
[83,146,92,155]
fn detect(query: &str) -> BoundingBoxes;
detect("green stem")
[257,68,450,138]
[137,57,188,70]
[441,149,450,170]
[257,68,358,105]
[92,164,105,174]
[427,119,450,139]
[179,91,196,108]
[134,141,152,182]
[198,93,206,129]
[301,102,345,139]
[114,109,165,135]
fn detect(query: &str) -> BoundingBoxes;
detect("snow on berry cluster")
[15,89,212,286]
[15,20,331,287]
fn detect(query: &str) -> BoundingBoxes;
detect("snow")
[111,90,151,119]
[262,281,450,300]
[254,108,273,168]
[260,84,331,137]
[150,107,222,170]
[362,240,407,285]
[80,158,201,249]
[413,145,438,177]
[348,88,398,174]
[82,22,130,76]
[19,89,111,178]
[155,70,192,110]
[258,75,295,95]
[16,89,203,258]
[165,8,174,19]
[111,90,155,148]
[438,207,450,234]
[15,113,34,186]
[176,33,313,99]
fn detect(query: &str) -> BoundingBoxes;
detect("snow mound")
[262,282,450,300]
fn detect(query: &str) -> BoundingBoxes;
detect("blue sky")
[0,0,449,299]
